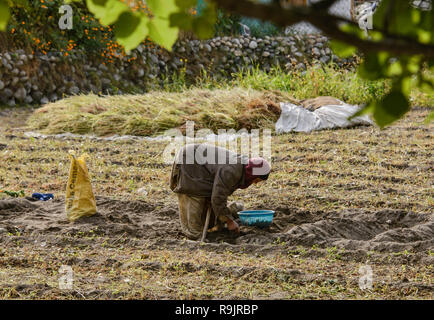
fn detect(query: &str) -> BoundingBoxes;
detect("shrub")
[3,0,151,61]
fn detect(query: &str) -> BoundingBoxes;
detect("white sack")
[275,102,373,133]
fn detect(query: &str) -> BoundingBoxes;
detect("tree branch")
[212,0,434,58]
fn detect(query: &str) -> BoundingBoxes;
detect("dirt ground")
[0,106,432,299]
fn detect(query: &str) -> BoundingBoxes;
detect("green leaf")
[170,12,193,30]
[147,0,178,17]
[191,2,216,39]
[350,103,374,119]
[114,12,149,53]
[411,9,421,24]
[373,0,425,39]
[330,40,356,58]
[148,17,178,50]
[417,30,431,44]
[420,79,434,92]
[353,88,410,128]
[390,3,416,36]
[372,0,391,30]
[86,0,128,25]
[401,77,412,97]
[377,52,390,65]
[175,0,197,10]
[407,55,421,73]
[373,90,410,128]
[418,7,434,39]
[147,0,179,50]
[9,0,28,7]
[369,30,383,42]
[192,16,214,39]
[386,61,402,77]
[0,0,10,31]
[358,53,384,80]
[339,23,364,38]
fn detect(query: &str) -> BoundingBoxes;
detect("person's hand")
[208,224,222,233]
[226,218,240,234]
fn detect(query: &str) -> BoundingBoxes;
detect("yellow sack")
[65,151,97,222]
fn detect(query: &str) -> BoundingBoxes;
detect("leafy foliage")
[1,0,219,51]
[331,0,433,127]
[0,0,10,31]
[214,10,241,36]
[79,0,217,52]
[2,0,158,61]
[239,17,280,38]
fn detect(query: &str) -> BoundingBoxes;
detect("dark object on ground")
[32,193,54,201]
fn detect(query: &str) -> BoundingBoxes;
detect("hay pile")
[27,88,298,136]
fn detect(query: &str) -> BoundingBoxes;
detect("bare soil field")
[0,107,432,299]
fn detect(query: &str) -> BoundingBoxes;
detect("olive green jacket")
[170,144,247,219]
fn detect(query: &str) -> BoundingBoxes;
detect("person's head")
[241,157,271,188]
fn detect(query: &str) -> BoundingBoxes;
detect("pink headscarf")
[240,157,271,189]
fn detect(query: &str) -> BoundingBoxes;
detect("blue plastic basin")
[238,210,275,227]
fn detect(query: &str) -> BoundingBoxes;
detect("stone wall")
[0,34,351,106]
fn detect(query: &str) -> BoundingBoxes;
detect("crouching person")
[170,143,271,240]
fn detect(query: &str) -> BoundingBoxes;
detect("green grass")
[229,64,389,104]
[163,63,390,104]
[26,64,431,137]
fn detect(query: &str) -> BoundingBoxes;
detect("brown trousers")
[177,194,243,240]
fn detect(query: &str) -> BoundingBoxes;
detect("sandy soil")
[1,196,432,258]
